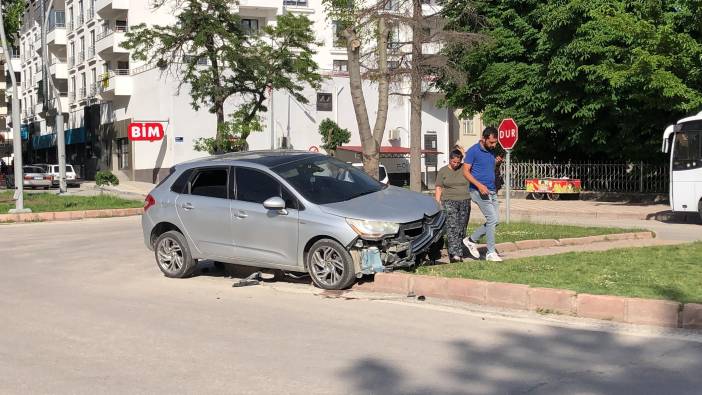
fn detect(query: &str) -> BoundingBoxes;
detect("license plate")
[34,176,43,180]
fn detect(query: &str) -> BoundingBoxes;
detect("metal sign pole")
[506,149,511,224]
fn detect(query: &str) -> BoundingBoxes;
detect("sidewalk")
[484,198,673,221]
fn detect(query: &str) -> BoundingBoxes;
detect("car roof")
[180,150,324,168]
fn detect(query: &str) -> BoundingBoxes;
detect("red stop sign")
[498,118,518,150]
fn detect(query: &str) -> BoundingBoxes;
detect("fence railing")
[503,161,669,193]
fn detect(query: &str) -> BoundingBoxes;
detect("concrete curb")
[0,207,144,223]
[355,272,700,330]
[494,231,654,254]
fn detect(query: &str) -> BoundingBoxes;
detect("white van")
[351,163,389,185]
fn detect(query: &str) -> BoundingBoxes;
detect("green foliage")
[2,0,24,46]
[193,111,262,155]
[123,1,321,153]
[95,171,119,187]
[318,118,351,155]
[0,191,142,213]
[441,0,702,162]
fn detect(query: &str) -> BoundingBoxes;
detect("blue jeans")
[470,190,499,254]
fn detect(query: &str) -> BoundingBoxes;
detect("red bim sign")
[129,122,165,142]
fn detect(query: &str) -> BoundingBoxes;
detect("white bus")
[662,111,702,220]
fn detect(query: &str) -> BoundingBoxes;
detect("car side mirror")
[263,197,287,215]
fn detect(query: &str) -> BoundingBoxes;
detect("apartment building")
[17,0,483,184]
[1,46,22,165]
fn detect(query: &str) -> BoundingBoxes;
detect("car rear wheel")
[154,230,197,278]
[307,239,356,290]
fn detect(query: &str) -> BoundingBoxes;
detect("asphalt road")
[2,216,702,394]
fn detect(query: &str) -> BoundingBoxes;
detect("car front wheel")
[307,239,356,290]
[154,230,197,278]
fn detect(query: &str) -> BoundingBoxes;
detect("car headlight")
[346,218,400,239]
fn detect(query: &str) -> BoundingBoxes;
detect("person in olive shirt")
[435,150,471,262]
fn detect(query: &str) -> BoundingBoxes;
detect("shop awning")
[337,145,442,157]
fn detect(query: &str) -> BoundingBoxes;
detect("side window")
[236,167,298,209]
[170,169,193,194]
[190,168,228,199]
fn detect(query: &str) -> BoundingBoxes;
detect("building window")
[316,92,332,112]
[461,118,475,136]
[333,21,348,48]
[388,60,400,69]
[333,60,348,72]
[241,19,259,35]
[117,138,129,169]
[384,0,399,10]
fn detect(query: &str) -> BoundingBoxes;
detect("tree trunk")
[372,16,390,156]
[409,0,423,192]
[345,28,380,179]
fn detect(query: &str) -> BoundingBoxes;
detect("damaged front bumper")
[349,210,446,275]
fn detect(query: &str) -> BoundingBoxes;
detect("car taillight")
[144,194,156,212]
[45,175,53,180]
[24,176,32,180]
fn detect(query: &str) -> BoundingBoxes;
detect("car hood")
[320,186,440,223]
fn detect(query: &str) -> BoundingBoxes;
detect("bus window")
[673,130,701,170]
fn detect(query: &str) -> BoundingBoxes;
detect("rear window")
[24,167,44,173]
[379,166,387,180]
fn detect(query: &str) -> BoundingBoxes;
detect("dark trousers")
[443,199,471,257]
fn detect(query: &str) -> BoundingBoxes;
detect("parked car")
[21,166,53,189]
[39,164,80,187]
[351,162,389,184]
[142,151,445,290]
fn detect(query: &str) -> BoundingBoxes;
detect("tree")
[325,0,479,189]
[123,1,322,154]
[318,118,351,156]
[2,0,22,45]
[440,0,702,162]
[323,0,392,180]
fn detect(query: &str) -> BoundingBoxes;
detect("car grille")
[397,211,446,254]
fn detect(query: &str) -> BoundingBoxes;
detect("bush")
[95,170,119,187]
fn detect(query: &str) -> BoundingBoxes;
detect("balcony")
[78,87,87,101]
[98,70,132,97]
[76,52,85,64]
[96,0,129,16]
[50,59,68,79]
[68,56,74,68]
[47,27,67,47]
[238,0,283,14]
[67,22,73,33]
[96,24,129,55]
[76,14,84,28]
[87,46,95,60]
[87,8,95,21]
[49,93,69,112]
[69,92,76,103]
[47,10,66,46]
[35,102,43,116]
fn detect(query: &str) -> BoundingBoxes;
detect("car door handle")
[236,210,248,218]
[182,202,194,210]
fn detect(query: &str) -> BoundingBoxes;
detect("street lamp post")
[0,0,30,213]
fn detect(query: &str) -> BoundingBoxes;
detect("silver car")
[141,151,445,290]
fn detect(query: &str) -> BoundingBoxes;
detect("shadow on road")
[339,325,702,394]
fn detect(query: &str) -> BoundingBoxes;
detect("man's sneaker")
[462,237,480,259]
[486,252,503,262]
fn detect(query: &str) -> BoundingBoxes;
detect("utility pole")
[43,0,66,193]
[0,0,30,213]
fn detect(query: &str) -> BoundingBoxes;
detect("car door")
[175,166,235,259]
[230,166,300,267]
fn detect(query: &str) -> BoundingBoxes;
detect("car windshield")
[272,156,385,204]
